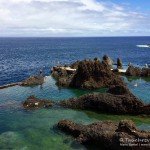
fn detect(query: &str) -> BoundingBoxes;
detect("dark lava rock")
[60,85,149,115]
[69,59,124,89]
[102,55,113,68]
[70,61,80,69]
[51,67,68,79]
[23,95,53,109]
[141,68,150,77]
[51,66,75,87]
[125,66,150,77]
[117,58,123,69]
[125,66,142,76]
[52,59,125,89]
[21,76,44,86]
[57,119,150,150]
[107,85,130,95]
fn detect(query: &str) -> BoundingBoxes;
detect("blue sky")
[100,0,150,15]
[107,0,150,11]
[0,0,150,37]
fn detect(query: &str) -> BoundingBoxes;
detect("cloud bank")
[0,0,149,36]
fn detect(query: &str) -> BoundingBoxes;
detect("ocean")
[0,37,150,86]
[0,37,150,150]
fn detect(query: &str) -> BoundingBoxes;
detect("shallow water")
[0,76,149,150]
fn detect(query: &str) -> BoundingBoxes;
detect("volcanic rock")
[23,95,53,109]
[141,68,150,77]
[52,59,125,89]
[70,60,80,69]
[102,55,113,68]
[125,66,150,77]
[57,119,150,150]
[69,59,124,89]
[60,85,150,115]
[21,75,44,86]
[117,58,123,69]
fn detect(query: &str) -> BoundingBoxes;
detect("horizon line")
[0,35,150,38]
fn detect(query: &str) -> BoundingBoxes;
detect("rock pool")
[0,76,149,150]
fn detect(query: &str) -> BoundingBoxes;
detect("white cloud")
[0,0,149,36]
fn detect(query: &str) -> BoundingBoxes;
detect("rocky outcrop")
[51,66,75,87]
[57,119,150,150]
[117,58,123,69]
[51,57,125,89]
[125,66,150,77]
[141,68,150,77]
[21,76,44,86]
[60,85,150,115]
[23,95,53,109]
[70,60,80,69]
[102,55,113,69]
[70,60,124,89]
[107,85,130,95]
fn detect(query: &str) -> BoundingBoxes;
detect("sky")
[0,0,150,37]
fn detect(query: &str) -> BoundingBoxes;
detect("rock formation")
[60,85,150,115]
[52,59,125,89]
[125,66,150,77]
[117,58,123,69]
[102,55,113,68]
[57,119,150,150]
[21,76,44,86]
[23,95,53,109]
[141,68,150,77]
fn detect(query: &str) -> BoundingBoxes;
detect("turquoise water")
[0,76,150,150]
[125,77,150,104]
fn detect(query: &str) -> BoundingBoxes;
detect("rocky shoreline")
[0,75,44,89]
[57,119,150,150]
[126,66,150,77]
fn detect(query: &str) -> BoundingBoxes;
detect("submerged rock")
[125,66,150,77]
[57,119,150,150]
[21,75,44,86]
[0,131,24,149]
[60,85,149,115]
[23,95,53,109]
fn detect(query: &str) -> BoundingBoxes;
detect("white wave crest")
[136,45,150,48]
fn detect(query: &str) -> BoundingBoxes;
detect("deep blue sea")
[0,37,150,86]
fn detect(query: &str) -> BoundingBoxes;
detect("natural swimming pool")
[0,76,149,150]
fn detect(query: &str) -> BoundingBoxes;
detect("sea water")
[0,37,150,86]
[0,76,149,150]
[0,37,150,149]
